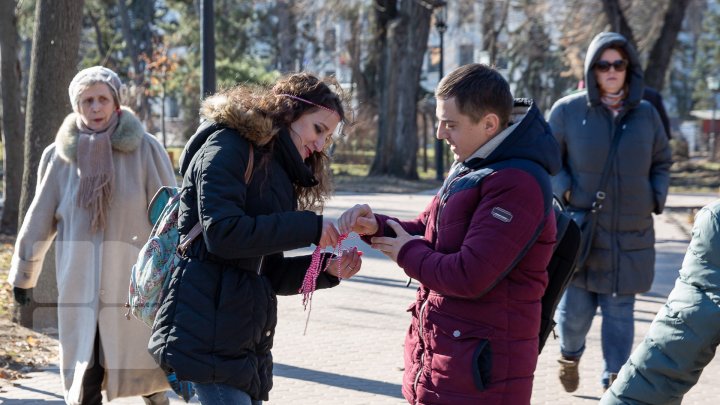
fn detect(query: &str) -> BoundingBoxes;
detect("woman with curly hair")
[148,73,361,404]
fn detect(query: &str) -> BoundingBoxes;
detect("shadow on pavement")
[0,382,65,404]
[273,363,403,399]
[344,274,410,289]
[572,394,602,401]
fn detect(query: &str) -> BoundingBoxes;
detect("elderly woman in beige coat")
[7,66,175,404]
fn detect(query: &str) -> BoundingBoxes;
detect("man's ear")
[482,113,501,136]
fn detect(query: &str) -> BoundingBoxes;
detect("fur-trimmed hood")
[179,93,276,176]
[199,93,274,146]
[55,106,145,163]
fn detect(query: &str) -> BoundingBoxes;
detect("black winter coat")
[149,116,339,401]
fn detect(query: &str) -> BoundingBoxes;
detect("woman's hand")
[318,219,340,248]
[326,247,362,279]
[338,204,379,236]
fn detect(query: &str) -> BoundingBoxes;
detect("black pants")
[80,327,104,405]
[80,326,168,405]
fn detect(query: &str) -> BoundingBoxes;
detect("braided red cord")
[301,234,364,334]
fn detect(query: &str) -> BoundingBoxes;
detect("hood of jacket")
[179,93,275,176]
[466,98,561,176]
[55,106,145,163]
[584,32,644,108]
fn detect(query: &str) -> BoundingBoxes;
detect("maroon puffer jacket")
[372,166,555,404]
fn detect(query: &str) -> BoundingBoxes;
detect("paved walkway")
[1,192,718,404]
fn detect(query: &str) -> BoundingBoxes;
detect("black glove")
[166,371,195,403]
[13,287,32,306]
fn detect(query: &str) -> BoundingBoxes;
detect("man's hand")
[13,287,31,306]
[318,219,340,248]
[338,204,379,236]
[370,220,422,262]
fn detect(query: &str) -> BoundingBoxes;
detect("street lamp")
[708,76,719,161]
[201,0,215,97]
[434,2,447,181]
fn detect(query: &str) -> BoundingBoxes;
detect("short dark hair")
[435,63,513,126]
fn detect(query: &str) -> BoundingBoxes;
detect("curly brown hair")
[257,73,348,211]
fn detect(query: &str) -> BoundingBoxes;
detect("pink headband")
[277,93,340,119]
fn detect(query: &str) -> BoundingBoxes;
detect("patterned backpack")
[126,186,195,327]
[126,144,254,328]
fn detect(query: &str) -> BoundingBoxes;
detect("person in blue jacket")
[548,31,672,392]
[601,200,720,404]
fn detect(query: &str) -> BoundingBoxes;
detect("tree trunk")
[482,0,510,67]
[17,0,84,330]
[643,0,692,91]
[276,0,297,73]
[117,0,150,121]
[601,0,638,51]
[0,0,25,235]
[370,0,436,179]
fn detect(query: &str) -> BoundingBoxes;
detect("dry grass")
[669,159,720,194]
[334,174,441,194]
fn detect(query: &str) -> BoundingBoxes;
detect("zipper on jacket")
[610,121,622,295]
[412,296,430,398]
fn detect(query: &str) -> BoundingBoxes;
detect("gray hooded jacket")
[548,32,672,294]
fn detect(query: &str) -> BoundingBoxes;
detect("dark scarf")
[274,127,318,188]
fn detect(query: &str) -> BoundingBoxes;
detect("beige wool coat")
[8,108,175,403]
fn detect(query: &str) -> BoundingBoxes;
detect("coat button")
[265,330,272,337]
[453,330,461,338]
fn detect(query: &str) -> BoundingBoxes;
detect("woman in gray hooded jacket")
[548,32,672,392]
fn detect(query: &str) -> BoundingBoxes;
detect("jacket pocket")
[472,339,492,391]
[427,310,493,394]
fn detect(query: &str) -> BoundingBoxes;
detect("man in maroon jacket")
[338,64,561,405]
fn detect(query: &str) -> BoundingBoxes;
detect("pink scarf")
[601,89,625,117]
[75,110,119,232]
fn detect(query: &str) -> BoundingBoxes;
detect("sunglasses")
[594,59,628,73]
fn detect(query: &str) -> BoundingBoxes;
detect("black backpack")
[480,161,581,353]
[538,198,581,353]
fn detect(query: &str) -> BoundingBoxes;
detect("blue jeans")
[194,383,262,405]
[554,284,635,387]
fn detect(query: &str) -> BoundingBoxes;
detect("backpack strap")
[177,142,255,255]
[425,159,553,296]
[471,160,553,297]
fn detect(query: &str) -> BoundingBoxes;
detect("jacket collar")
[463,121,519,162]
[55,106,145,163]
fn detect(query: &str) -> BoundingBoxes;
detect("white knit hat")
[68,66,122,112]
